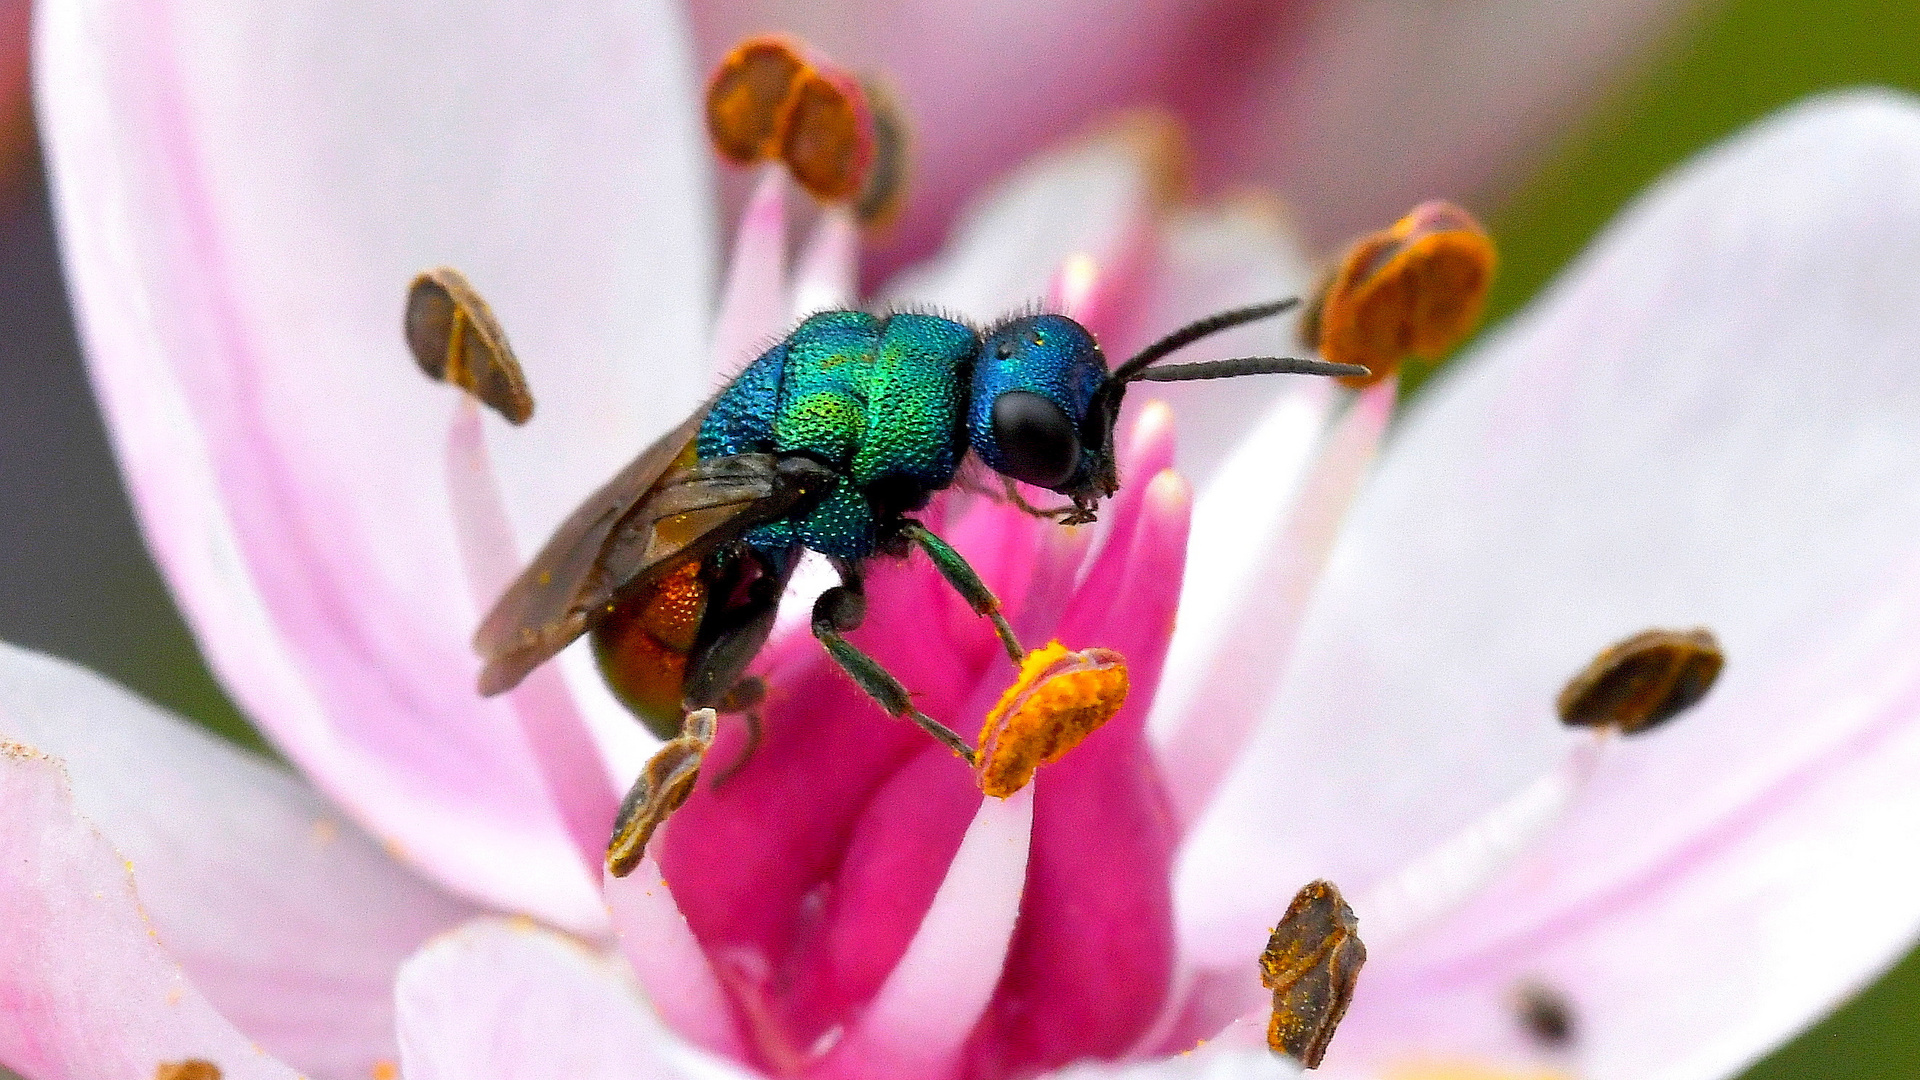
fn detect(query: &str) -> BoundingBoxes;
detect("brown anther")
[976,642,1128,798]
[1514,982,1576,1048]
[1301,200,1495,388]
[155,1062,221,1080]
[405,267,534,424]
[1558,627,1724,735]
[607,708,716,877]
[780,66,875,205]
[852,77,910,227]
[1261,880,1366,1069]
[706,36,809,165]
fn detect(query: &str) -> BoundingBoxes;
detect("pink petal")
[1190,90,1920,1078]
[0,642,477,1079]
[0,738,302,1079]
[691,0,1693,269]
[960,469,1194,1078]
[395,918,754,1080]
[37,0,714,924]
[815,787,1035,1080]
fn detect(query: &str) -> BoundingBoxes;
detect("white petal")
[0,642,476,1079]
[1183,90,1920,1080]
[395,918,756,1080]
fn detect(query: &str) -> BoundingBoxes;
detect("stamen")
[1558,627,1724,735]
[154,1063,220,1080]
[445,397,621,871]
[1260,880,1366,1069]
[607,708,716,877]
[1300,201,1495,388]
[406,268,534,424]
[975,642,1129,798]
[704,35,907,224]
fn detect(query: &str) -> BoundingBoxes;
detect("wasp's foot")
[1261,880,1366,1069]
[607,709,716,877]
[1558,627,1724,735]
[1301,200,1495,388]
[975,642,1128,798]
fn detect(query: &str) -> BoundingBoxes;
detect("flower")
[9,0,1920,1078]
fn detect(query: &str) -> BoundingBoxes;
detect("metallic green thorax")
[697,310,977,558]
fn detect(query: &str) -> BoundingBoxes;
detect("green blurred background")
[0,0,1916,1074]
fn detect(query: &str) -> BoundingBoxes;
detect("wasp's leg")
[897,521,1026,665]
[812,574,978,764]
[708,676,767,788]
[608,708,716,877]
[680,553,789,788]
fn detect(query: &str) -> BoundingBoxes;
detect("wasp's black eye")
[991,391,1080,489]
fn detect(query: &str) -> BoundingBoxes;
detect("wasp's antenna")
[1133,356,1369,382]
[1112,298,1302,383]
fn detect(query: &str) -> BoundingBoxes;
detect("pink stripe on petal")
[0,743,304,1080]
[961,470,1192,1079]
[711,166,791,381]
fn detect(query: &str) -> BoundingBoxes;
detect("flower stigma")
[607,708,717,877]
[404,266,534,424]
[1300,200,1496,388]
[1558,627,1725,735]
[1260,879,1367,1069]
[706,35,909,225]
[975,641,1129,798]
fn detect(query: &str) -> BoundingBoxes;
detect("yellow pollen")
[370,1062,400,1080]
[1302,200,1495,388]
[975,642,1128,798]
[154,1062,221,1080]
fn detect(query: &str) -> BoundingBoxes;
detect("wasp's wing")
[472,388,821,693]
[474,447,830,695]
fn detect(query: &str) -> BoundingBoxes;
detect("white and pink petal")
[36,0,717,926]
[1183,89,1920,1077]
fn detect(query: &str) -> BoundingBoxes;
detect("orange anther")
[976,642,1128,798]
[705,35,907,222]
[1302,200,1496,388]
[706,36,808,165]
[780,66,875,205]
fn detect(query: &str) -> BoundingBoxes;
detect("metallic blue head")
[968,313,1120,517]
